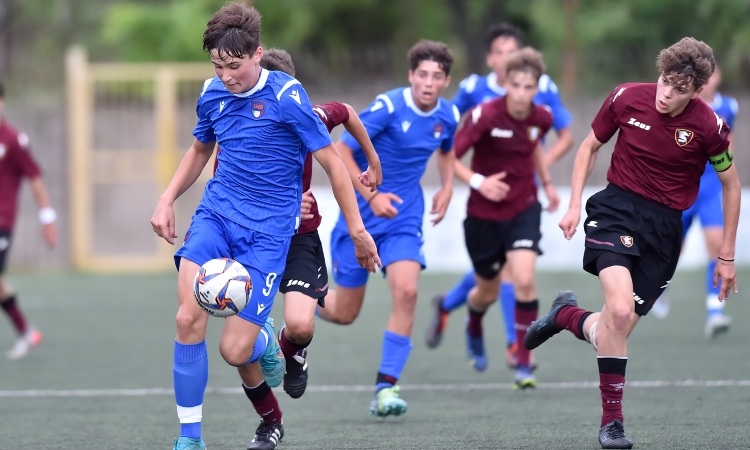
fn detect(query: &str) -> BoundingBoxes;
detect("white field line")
[1,379,749,398]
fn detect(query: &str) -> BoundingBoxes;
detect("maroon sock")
[555,305,592,341]
[515,300,538,367]
[466,305,486,337]
[1,295,27,335]
[598,357,627,427]
[279,327,312,359]
[243,382,283,424]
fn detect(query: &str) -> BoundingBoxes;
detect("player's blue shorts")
[175,206,291,326]
[330,226,425,288]
[682,168,723,239]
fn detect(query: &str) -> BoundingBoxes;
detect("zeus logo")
[627,117,651,130]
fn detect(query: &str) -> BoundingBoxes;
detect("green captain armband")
[709,149,733,172]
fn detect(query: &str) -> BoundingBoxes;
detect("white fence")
[313,185,750,272]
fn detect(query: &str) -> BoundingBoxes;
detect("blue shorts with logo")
[682,168,723,239]
[175,206,291,326]
[330,226,425,288]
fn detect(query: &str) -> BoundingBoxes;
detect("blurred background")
[2,0,749,272]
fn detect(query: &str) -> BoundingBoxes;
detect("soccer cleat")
[369,386,408,417]
[282,335,308,399]
[598,419,633,449]
[465,329,488,372]
[6,326,43,360]
[247,421,283,450]
[504,342,538,371]
[172,436,206,450]
[259,318,285,388]
[650,295,670,319]
[524,290,578,350]
[704,313,731,339]
[513,365,537,390]
[425,295,449,348]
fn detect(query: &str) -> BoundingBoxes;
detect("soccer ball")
[193,258,252,317]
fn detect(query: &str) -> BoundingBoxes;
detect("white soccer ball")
[193,258,252,317]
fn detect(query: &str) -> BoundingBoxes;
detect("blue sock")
[442,270,476,311]
[248,328,269,364]
[498,282,516,345]
[174,341,208,439]
[375,331,413,392]
[706,260,724,316]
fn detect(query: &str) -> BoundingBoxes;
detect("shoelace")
[606,422,626,440]
[254,421,279,440]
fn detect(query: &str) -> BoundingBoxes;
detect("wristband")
[39,207,57,225]
[468,173,486,190]
[367,192,380,205]
[717,256,734,262]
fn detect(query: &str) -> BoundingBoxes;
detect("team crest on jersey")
[620,236,634,248]
[0,143,5,158]
[528,126,541,141]
[251,100,267,118]
[675,129,694,147]
[433,123,443,139]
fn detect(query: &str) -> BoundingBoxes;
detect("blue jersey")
[336,87,460,236]
[193,69,332,236]
[452,72,572,132]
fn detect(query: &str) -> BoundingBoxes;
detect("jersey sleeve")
[452,74,479,115]
[590,85,626,144]
[340,94,393,152]
[454,104,490,159]
[279,83,332,152]
[313,102,350,133]
[440,104,461,152]
[538,76,573,131]
[11,131,42,178]
[193,80,217,144]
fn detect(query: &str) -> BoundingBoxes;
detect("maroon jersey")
[297,102,349,234]
[456,96,552,221]
[592,83,731,210]
[0,121,41,231]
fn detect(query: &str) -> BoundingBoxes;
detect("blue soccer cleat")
[172,436,206,450]
[259,318,285,388]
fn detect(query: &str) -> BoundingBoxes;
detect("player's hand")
[42,223,58,248]
[300,189,315,220]
[558,206,580,240]
[478,171,510,202]
[350,228,382,273]
[714,259,738,301]
[543,183,560,212]
[151,200,177,245]
[358,163,383,192]
[430,186,452,226]
[369,192,403,219]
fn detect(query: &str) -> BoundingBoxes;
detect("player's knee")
[603,304,634,333]
[218,339,253,367]
[335,306,360,325]
[286,317,315,341]
[512,275,535,298]
[175,306,206,336]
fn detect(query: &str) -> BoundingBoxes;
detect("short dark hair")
[202,3,262,60]
[0,80,4,99]
[486,22,525,51]
[260,48,296,77]
[505,47,546,81]
[407,40,454,75]
[656,37,715,90]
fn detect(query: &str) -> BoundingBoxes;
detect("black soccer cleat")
[283,347,308,399]
[523,290,578,350]
[598,419,633,449]
[425,295,448,349]
[247,421,284,450]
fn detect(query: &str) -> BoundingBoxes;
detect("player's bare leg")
[280,291,317,398]
[465,272,501,372]
[506,249,539,388]
[316,285,366,325]
[370,260,420,417]
[703,227,730,338]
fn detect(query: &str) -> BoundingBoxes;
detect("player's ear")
[253,46,263,64]
[692,85,703,99]
[444,74,451,89]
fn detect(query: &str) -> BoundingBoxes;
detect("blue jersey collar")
[486,72,507,96]
[231,68,269,98]
[402,87,441,117]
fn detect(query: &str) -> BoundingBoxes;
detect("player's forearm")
[718,167,741,259]
[342,104,380,169]
[29,177,53,209]
[453,156,473,184]
[324,158,367,234]
[160,142,214,204]
[335,141,373,199]
[544,128,574,167]
[532,144,552,186]
[568,131,602,209]
[436,150,455,190]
